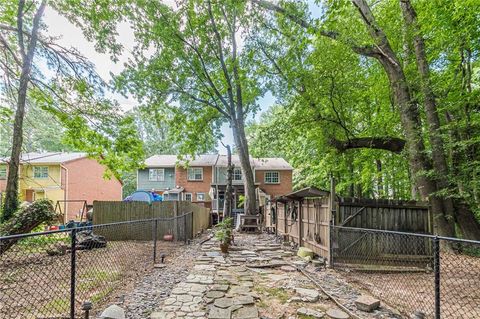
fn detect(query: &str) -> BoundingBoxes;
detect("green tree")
[0,1,144,220]
[61,0,267,215]
[252,0,480,238]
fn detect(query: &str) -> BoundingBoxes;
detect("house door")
[25,190,34,202]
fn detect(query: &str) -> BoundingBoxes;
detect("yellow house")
[0,152,123,222]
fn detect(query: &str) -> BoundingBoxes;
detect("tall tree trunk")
[401,0,480,239]
[376,159,383,198]
[351,0,453,236]
[400,0,458,235]
[223,145,233,218]
[231,118,257,216]
[2,1,46,221]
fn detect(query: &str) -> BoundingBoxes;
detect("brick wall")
[63,158,122,220]
[255,170,293,198]
[175,166,213,201]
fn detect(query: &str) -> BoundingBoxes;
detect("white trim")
[187,167,203,181]
[264,171,280,184]
[184,193,193,202]
[148,168,165,181]
[196,192,206,201]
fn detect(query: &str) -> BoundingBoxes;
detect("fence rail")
[332,225,480,319]
[0,213,196,319]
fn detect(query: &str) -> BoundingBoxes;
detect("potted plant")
[215,228,231,253]
[215,217,233,253]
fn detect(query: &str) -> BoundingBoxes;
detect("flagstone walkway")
[149,233,401,319]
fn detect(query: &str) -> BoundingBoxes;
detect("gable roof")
[144,154,293,170]
[1,152,87,164]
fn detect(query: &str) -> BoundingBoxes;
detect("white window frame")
[196,192,205,201]
[148,168,165,181]
[233,168,242,181]
[184,193,192,202]
[0,166,6,179]
[264,171,280,184]
[188,167,203,181]
[33,166,49,179]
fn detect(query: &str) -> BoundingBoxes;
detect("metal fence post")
[329,216,335,269]
[184,214,188,244]
[153,219,158,263]
[434,236,440,319]
[70,228,77,319]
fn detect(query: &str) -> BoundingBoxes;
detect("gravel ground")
[100,239,206,319]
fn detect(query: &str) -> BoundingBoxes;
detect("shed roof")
[275,186,329,202]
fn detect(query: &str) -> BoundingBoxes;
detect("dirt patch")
[335,253,480,318]
[0,236,181,319]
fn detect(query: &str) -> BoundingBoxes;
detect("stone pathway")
[149,233,402,319]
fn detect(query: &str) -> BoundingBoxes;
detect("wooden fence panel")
[92,201,210,241]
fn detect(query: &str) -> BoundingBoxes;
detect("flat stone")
[297,307,325,318]
[190,284,208,293]
[230,286,251,295]
[164,298,176,305]
[355,295,380,312]
[177,294,194,303]
[232,306,259,319]
[206,290,226,299]
[326,308,349,319]
[150,311,166,319]
[211,284,229,292]
[194,264,216,271]
[231,258,247,262]
[100,305,125,319]
[234,295,254,305]
[267,274,289,281]
[206,252,222,257]
[208,306,232,319]
[282,251,294,257]
[294,287,320,302]
[171,288,189,295]
[240,250,257,256]
[280,266,296,272]
[292,260,308,267]
[214,297,234,308]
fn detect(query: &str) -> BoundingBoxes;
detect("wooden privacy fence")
[332,198,432,267]
[269,187,433,266]
[93,201,210,241]
[275,197,331,259]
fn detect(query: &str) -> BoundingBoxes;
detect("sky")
[41,1,322,154]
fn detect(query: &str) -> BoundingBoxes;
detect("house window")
[233,168,242,181]
[265,171,280,184]
[184,193,192,201]
[33,166,49,179]
[149,169,165,181]
[197,192,205,201]
[0,166,6,180]
[188,167,203,181]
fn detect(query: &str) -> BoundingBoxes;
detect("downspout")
[61,164,68,224]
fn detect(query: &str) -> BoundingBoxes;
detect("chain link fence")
[332,226,480,318]
[0,213,193,319]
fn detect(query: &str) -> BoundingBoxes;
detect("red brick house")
[138,154,293,215]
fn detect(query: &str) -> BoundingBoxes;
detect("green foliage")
[214,217,233,244]
[0,199,59,236]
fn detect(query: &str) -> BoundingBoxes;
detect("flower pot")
[220,243,229,254]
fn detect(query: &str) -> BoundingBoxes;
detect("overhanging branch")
[329,137,406,153]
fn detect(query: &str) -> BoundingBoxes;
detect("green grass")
[254,286,290,303]
[91,287,114,303]
[41,297,70,313]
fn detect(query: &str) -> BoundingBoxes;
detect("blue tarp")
[124,191,163,203]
